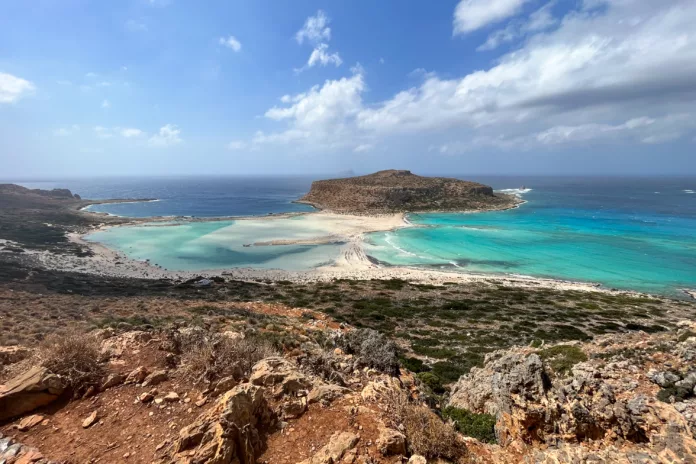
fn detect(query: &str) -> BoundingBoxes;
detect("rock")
[164,392,180,402]
[100,372,126,390]
[124,366,149,384]
[282,397,307,419]
[193,278,213,288]
[16,414,44,432]
[139,392,154,403]
[408,456,427,464]
[300,431,359,464]
[649,370,681,388]
[14,448,44,464]
[142,370,168,387]
[167,384,272,464]
[377,427,406,456]
[212,375,238,396]
[250,357,312,397]
[307,384,350,405]
[0,366,66,421]
[361,376,404,403]
[82,410,98,428]
[195,398,206,407]
[0,346,30,365]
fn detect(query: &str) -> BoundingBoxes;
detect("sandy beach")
[14,209,642,296]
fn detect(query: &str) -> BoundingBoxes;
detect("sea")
[9,176,696,296]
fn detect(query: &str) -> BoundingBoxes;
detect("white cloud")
[121,128,144,138]
[0,72,35,104]
[240,1,696,155]
[353,143,373,153]
[306,44,342,68]
[379,58,385,64]
[97,81,112,87]
[126,19,148,32]
[454,0,529,35]
[478,2,558,51]
[85,72,98,78]
[148,124,182,147]
[296,10,331,44]
[94,126,113,139]
[219,35,242,52]
[148,0,171,6]
[101,99,111,109]
[53,125,80,137]
[227,140,247,150]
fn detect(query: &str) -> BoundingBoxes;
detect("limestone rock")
[168,383,273,464]
[299,431,359,464]
[82,410,98,428]
[212,375,238,396]
[16,414,44,432]
[361,376,404,403]
[408,456,427,464]
[125,366,149,384]
[281,397,307,419]
[164,391,180,402]
[377,427,406,456]
[142,370,168,387]
[307,384,350,405]
[100,372,125,390]
[250,357,311,397]
[0,366,66,421]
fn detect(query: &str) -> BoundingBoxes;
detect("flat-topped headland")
[296,169,521,214]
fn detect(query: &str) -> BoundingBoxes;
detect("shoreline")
[10,194,677,299]
[18,208,652,298]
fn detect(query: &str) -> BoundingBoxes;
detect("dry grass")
[384,389,465,460]
[179,332,278,384]
[37,332,104,392]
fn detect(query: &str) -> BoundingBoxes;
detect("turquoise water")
[366,180,696,296]
[72,176,696,295]
[85,218,343,271]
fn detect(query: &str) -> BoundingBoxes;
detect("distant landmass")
[297,169,520,214]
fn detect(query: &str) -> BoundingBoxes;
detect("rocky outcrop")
[297,170,519,214]
[0,366,66,421]
[297,431,359,464]
[167,384,273,464]
[449,327,696,462]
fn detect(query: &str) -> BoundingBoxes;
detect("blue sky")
[1,0,695,178]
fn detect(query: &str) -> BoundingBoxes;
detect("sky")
[1,0,695,178]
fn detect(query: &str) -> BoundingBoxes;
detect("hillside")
[297,170,520,214]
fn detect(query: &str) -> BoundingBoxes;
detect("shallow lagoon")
[85,217,344,271]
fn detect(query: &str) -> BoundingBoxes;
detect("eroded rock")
[0,366,66,421]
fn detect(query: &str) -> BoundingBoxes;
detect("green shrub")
[538,345,588,376]
[443,406,497,443]
[657,386,692,403]
[400,356,430,373]
[417,372,446,394]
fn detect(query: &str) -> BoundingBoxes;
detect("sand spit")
[14,210,641,297]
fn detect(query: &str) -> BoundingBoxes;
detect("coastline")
[15,206,649,298]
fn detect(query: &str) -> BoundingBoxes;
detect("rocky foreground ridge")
[297,170,519,214]
[2,299,696,464]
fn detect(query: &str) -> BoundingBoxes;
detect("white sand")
[24,211,633,295]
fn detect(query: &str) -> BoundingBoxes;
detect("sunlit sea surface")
[12,176,696,295]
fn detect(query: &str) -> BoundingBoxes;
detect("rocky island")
[297,170,521,214]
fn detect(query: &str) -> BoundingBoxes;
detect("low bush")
[657,386,693,403]
[443,406,497,443]
[417,372,446,394]
[37,332,105,392]
[538,344,587,376]
[179,332,277,384]
[337,329,399,375]
[400,356,430,373]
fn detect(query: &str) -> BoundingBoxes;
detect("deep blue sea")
[8,176,696,295]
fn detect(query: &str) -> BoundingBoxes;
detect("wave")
[383,234,418,257]
[684,190,695,194]
[497,188,532,197]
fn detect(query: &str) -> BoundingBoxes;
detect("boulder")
[361,376,404,403]
[169,384,273,464]
[299,431,359,464]
[307,384,350,405]
[0,366,66,421]
[250,357,311,397]
[142,370,168,387]
[124,366,148,384]
[100,372,125,390]
[377,426,406,456]
[281,397,307,419]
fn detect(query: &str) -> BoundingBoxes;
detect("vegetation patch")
[443,406,497,443]
[538,345,588,376]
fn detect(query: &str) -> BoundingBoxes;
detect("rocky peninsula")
[297,170,520,214]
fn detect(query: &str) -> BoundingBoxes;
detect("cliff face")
[298,170,519,214]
